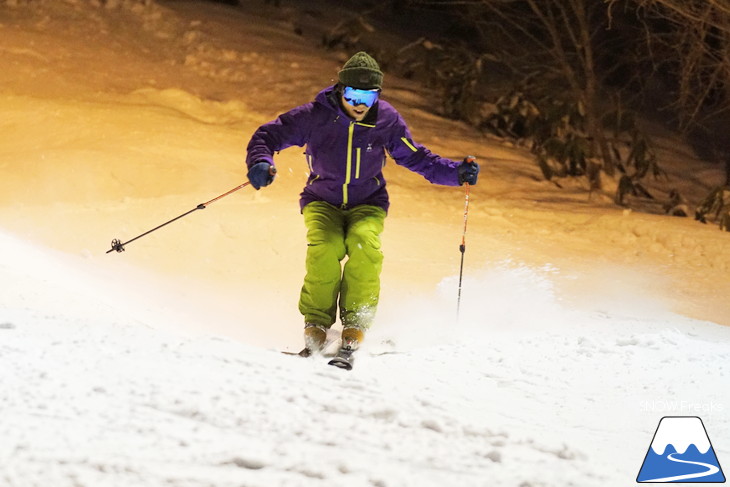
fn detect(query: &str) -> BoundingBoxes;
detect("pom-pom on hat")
[337,51,384,90]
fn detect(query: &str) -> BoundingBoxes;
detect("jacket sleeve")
[386,113,461,186]
[246,103,313,168]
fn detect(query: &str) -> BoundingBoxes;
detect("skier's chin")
[347,105,369,121]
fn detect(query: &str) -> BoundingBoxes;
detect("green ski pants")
[298,201,386,329]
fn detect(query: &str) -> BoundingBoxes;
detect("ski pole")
[456,156,476,318]
[106,167,276,254]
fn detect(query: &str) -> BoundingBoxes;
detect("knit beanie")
[337,51,384,90]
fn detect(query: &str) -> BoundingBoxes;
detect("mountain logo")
[637,416,726,483]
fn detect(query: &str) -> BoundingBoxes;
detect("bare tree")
[413,0,621,186]
[609,0,730,188]
[608,0,730,126]
[529,0,615,181]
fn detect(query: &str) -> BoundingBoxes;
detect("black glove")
[458,156,479,185]
[247,161,276,190]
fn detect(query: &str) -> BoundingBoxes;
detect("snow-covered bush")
[482,89,663,205]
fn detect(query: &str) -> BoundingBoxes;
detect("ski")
[281,345,356,370]
[327,346,356,370]
[281,332,358,369]
[281,348,314,357]
[281,337,340,358]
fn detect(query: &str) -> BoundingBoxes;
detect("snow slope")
[1,1,728,486]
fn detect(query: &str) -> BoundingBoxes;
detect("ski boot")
[299,324,327,357]
[328,327,363,370]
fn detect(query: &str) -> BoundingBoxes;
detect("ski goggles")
[342,86,380,108]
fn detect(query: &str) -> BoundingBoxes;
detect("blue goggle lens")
[343,86,380,108]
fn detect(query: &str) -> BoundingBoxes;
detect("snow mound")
[130,88,253,125]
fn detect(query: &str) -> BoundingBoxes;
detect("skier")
[245,51,479,364]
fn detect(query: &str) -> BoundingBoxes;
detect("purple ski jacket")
[246,86,461,212]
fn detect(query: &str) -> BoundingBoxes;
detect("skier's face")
[340,87,379,121]
[341,94,371,121]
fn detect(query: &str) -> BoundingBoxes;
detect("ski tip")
[327,357,353,370]
[281,348,312,357]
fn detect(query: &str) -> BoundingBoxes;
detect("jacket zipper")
[341,120,375,209]
[355,147,361,179]
[342,122,355,208]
